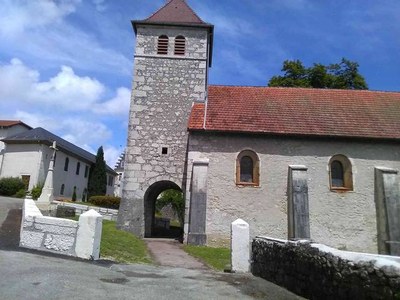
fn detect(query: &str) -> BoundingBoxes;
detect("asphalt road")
[0,196,304,300]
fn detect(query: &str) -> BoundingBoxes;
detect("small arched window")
[329,154,353,191]
[76,162,80,175]
[174,35,186,55]
[236,150,260,186]
[64,157,69,171]
[60,184,65,195]
[157,35,168,55]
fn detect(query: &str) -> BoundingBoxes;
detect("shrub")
[31,183,44,200]
[0,177,26,197]
[72,189,77,202]
[89,196,120,209]
[15,189,26,198]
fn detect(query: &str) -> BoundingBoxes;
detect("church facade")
[118,0,400,253]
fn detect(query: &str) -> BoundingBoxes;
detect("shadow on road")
[0,209,22,250]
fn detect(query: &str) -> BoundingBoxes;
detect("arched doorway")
[144,181,183,239]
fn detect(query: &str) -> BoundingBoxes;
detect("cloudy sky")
[1,0,399,166]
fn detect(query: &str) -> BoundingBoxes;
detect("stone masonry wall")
[118,25,210,236]
[20,199,102,259]
[252,237,400,299]
[188,132,400,250]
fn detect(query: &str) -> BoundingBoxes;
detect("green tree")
[88,146,107,199]
[156,189,185,227]
[268,58,368,90]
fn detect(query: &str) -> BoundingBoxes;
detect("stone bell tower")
[117,0,213,238]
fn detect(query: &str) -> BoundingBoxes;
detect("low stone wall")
[20,199,102,260]
[54,201,118,221]
[252,237,400,299]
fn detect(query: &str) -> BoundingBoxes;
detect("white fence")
[20,199,102,260]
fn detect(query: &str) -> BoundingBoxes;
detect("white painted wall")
[187,133,400,253]
[0,124,31,171]
[0,143,43,190]
[0,143,95,200]
[50,149,91,200]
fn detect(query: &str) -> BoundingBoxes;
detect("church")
[117,0,400,254]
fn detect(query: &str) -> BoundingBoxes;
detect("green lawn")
[183,245,230,271]
[100,220,152,264]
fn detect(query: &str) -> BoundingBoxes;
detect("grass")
[183,245,230,271]
[65,216,152,264]
[100,220,152,264]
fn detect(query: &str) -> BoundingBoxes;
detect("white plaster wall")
[0,125,31,152]
[0,125,32,177]
[0,143,43,190]
[0,143,93,199]
[188,133,400,253]
[51,149,90,200]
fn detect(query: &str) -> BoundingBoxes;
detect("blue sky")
[1,0,399,166]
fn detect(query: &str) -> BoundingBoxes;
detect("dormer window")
[174,36,186,55]
[157,35,168,55]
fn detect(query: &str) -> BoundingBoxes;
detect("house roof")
[144,0,206,24]
[2,127,116,174]
[188,85,400,141]
[0,120,32,129]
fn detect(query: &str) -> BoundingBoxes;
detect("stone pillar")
[287,165,310,240]
[231,218,250,273]
[187,160,208,245]
[38,141,58,204]
[374,167,400,255]
[75,209,103,260]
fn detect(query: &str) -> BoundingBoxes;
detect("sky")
[1,0,399,167]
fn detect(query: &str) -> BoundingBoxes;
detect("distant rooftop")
[0,120,32,129]
[2,127,116,174]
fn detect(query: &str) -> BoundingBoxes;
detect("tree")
[268,58,368,90]
[156,189,185,227]
[88,146,107,199]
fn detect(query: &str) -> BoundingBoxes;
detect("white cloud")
[0,59,105,111]
[0,0,131,75]
[94,87,131,116]
[93,0,107,12]
[0,0,81,37]
[10,110,115,166]
[103,145,123,168]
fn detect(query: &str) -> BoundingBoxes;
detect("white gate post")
[231,218,250,273]
[75,209,103,260]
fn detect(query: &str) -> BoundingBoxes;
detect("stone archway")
[143,180,182,238]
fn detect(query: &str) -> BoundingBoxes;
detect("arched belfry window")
[236,150,260,186]
[329,154,353,191]
[174,35,186,55]
[157,35,168,55]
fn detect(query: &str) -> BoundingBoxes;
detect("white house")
[0,126,116,200]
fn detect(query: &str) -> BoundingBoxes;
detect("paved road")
[0,197,304,299]
[0,250,305,300]
[145,238,208,269]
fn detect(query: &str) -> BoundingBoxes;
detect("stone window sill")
[330,187,353,193]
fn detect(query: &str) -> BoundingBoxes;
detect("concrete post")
[75,209,103,260]
[287,165,310,240]
[187,160,209,245]
[374,167,400,255]
[231,218,250,273]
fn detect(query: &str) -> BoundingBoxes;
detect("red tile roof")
[0,120,32,129]
[188,85,400,141]
[144,0,205,24]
